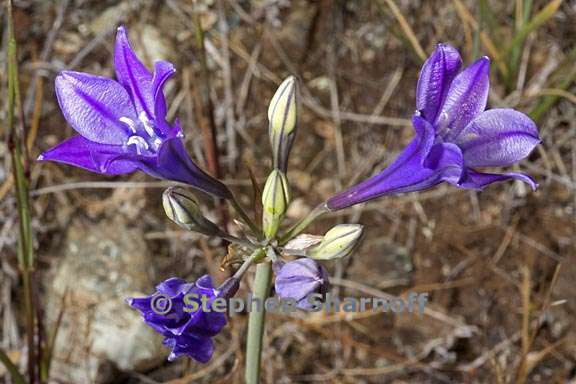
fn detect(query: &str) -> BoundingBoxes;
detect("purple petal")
[152,60,176,129]
[38,135,139,175]
[165,334,214,363]
[437,57,490,140]
[156,277,193,297]
[150,138,232,199]
[326,115,437,210]
[55,71,136,145]
[114,26,154,119]
[458,169,538,191]
[416,43,462,122]
[455,109,540,167]
[423,142,465,186]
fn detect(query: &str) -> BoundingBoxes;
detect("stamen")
[126,135,150,154]
[119,117,138,133]
[436,112,450,137]
[139,111,156,138]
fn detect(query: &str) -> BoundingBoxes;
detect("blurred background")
[0,0,575,383]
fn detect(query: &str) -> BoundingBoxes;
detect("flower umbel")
[127,275,237,363]
[38,26,231,199]
[327,44,541,210]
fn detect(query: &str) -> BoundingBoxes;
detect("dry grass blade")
[452,0,509,77]
[379,0,426,62]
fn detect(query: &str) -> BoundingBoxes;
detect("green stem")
[7,1,38,382]
[230,195,263,240]
[0,348,25,384]
[233,248,265,280]
[279,203,328,245]
[245,262,272,384]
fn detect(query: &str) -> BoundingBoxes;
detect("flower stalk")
[245,262,272,384]
[279,203,329,245]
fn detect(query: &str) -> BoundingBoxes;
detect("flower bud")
[274,258,329,310]
[308,224,363,260]
[268,76,298,172]
[163,187,222,236]
[261,170,291,239]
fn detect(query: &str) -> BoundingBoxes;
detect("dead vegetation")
[0,0,575,383]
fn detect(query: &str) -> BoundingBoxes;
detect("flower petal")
[150,138,232,199]
[416,43,462,122]
[38,135,139,175]
[458,169,538,191]
[165,334,214,363]
[437,57,490,140]
[326,115,438,210]
[55,71,136,145]
[156,277,193,297]
[455,109,540,167]
[152,60,176,127]
[114,26,154,118]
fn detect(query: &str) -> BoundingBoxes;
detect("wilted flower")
[327,44,541,210]
[308,224,363,260]
[262,169,291,239]
[268,76,298,172]
[38,26,231,199]
[127,275,237,363]
[163,187,222,236]
[274,258,329,310]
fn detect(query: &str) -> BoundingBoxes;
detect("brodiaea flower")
[274,258,329,310]
[327,44,541,210]
[38,26,231,199]
[127,275,236,363]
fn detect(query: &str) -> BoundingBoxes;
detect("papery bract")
[327,44,540,210]
[38,26,231,199]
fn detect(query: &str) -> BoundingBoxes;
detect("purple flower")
[127,275,235,363]
[274,258,329,310]
[327,44,541,210]
[38,26,231,199]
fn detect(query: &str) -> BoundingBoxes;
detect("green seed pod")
[268,76,298,172]
[162,187,222,236]
[308,224,364,260]
[261,170,291,239]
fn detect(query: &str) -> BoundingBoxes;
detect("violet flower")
[274,258,329,310]
[127,275,235,363]
[38,26,231,199]
[327,44,541,210]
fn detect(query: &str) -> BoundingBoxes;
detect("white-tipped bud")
[268,76,298,172]
[261,170,291,239]
[308,224,364,260]
[163,187,222,236]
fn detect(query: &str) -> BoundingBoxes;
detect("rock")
[46,217,163,383]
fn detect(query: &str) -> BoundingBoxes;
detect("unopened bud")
[308,224,363,260]
[261,170,291,239]
[274,258,329,310]
[162,187,222,236]
[268,76,298,172]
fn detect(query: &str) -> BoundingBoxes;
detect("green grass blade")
[0,349,25,384]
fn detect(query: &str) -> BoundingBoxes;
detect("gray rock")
[46,217,163,383]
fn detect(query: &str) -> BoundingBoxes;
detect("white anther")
[126,135,150,154]
[119,117,138,133]
[139,111,156,138]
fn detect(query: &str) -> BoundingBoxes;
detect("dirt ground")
[1,0,575,383]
